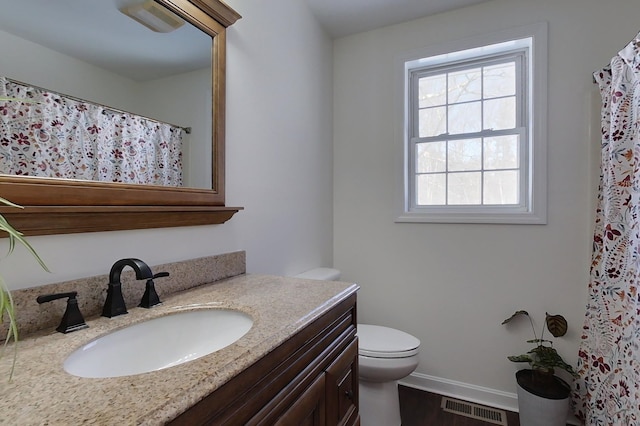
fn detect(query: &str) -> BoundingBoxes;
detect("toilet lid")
[357,324,420,358]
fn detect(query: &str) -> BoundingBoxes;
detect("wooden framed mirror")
[0,0,241,236]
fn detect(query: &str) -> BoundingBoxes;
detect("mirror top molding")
[157,0,240,35]
[185,0,241,28]
[0,0,242,236]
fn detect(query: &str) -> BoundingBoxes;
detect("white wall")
[1,0,334,289]
[333,0,636,398]
[0,29,138,109]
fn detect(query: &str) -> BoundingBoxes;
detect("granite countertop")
[0,274,358,425]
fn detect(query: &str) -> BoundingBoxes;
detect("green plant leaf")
[0,275,18,379]
[0,198,49,380]
[0,197,22,209]
[527,345,578,377]
[545,313,568,338]
[507,354,533,363]
[0,202,49,272]
[501,310,529,325]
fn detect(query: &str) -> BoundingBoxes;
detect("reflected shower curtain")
[573,32,640,425]
[0,77,183,186]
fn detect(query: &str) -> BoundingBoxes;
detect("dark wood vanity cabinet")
[169,293,359,426]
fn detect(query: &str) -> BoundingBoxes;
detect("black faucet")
[102,258,153,318]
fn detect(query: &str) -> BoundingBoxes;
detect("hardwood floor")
[398,385,520,426]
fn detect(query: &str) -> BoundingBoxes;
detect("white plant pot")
[516,369,570,426]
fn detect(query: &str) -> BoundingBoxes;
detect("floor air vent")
[441,396,508,425]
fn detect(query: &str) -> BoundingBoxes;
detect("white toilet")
[295,268,421,426]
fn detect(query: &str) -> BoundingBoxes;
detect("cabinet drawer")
[325,338,358,426]
[273,374,326,426]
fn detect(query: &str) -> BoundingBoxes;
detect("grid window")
[398,29,546,224]
[412,55,524,208]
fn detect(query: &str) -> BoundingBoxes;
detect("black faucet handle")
[139,271,169,309]
[37,292,89,334]
[153,272,170,279]
[37,291,78,304]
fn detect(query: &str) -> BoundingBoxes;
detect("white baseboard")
[399,372,582,425]
[399,372,519,413]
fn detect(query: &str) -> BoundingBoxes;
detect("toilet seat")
[358,324,420,358]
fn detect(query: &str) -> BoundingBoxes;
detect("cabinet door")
[325,338,359,426]
[274,373,326,426]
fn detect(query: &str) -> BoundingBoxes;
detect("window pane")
[484,135,519,169]
[417,173,446,205]
[448,101,481,134]
[483,97,515,130]
[483,170,519,204]
[404,35,540,223]
[448,68,481,103]
[417,142,446,173]
[448,172,481,204]
[419,74,446,108]
[483,63,515,98]
[419,106,446,137]
[448,139,481,171]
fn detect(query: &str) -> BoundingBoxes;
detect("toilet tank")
[294,268,341,281]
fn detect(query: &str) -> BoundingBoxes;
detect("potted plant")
[502,310,578,426]
[0,196,48,379]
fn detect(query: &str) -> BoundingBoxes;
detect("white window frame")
[395,23,547,224]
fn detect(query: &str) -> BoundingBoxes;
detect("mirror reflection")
[0,0,213,189]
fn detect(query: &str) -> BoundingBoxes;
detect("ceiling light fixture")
[119,0,185,33]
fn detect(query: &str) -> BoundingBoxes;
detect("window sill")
[395,210,546,225]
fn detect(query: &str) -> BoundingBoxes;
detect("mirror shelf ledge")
[0,205,242,237]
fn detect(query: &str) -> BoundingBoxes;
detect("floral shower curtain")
[0,77,184,186]
[573,32,640,424]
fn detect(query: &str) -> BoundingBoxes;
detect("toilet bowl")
[358,324,420,426]
[294,268,421,426]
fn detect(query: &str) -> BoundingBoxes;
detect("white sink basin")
[64,309,253,378]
